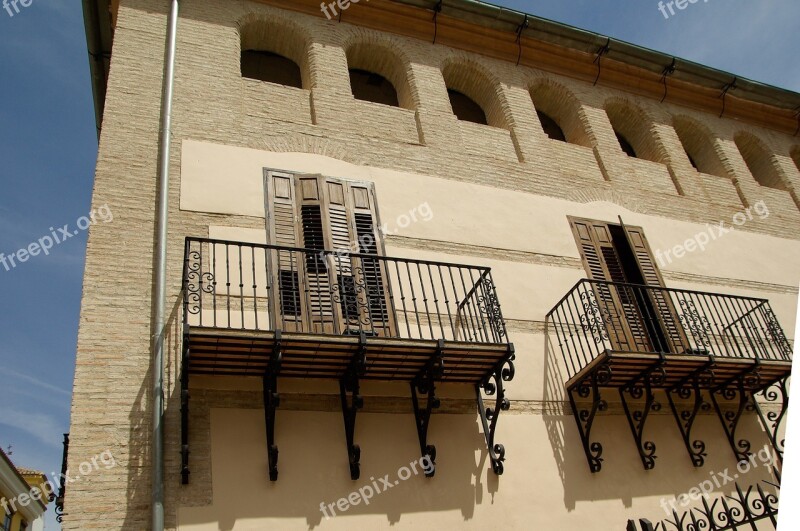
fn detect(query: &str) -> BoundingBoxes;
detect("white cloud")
[0,408,64,448]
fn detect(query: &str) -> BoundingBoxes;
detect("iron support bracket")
[477,344,515,475]
[568,361,611,473]
[711,360,761,463]
[667,357,715,467]
[263,330,282,481]
[411,339,444,477]
[619,355,666,470]
[340,333,367,480]
[754,375,789,464]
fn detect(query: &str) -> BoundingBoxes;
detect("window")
[349,69,399,107]
[19,520,27,531]
[537,110,566,142]
[569,217,686,354]
[241,50,302,88]
[447,89,487,125]
[2,508,12,531]
[615,132,637,158]
[265,172,393,336]
[734,133,786,190]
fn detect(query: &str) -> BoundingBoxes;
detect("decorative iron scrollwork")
[477,346,515,475]
[678,299,713,347]
[568,363,611,473]
[55,433,69,522]
[411,341,444,477]
[754,376,789,463]
[579,290,610,343]
[477,277,507,340]
[711,372,758,463]
[762,307,793,358]
[185,250,215,315]
[667,361,715,467]
[620,363,664,470]
[655,479,780,531]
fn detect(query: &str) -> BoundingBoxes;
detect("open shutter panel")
[266,172,303,329]
[345,182,395,337]
[570,218,648,352]
[623,225,689,353]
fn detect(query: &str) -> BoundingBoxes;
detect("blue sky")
[0,1,797,528]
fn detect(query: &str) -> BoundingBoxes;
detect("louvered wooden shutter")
[622,225,689,352]
[344,181,395,337]
[569,217,649,352]
[265,171,304,331]
[294,175,337,334]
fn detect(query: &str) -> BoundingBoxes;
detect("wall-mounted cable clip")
[515,15,529,66]
[432,1,443,44]
[593,38,610,86]
[660,58,676,103]
[718,77,737,118]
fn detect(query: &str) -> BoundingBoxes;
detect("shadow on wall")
[542,329,778,512]
[173,406,501,529]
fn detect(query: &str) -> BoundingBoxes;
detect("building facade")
[1,449,49,531]
[69,0,799,529]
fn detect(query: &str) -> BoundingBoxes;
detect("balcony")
[180,237,515,482]
[546,279,792,472]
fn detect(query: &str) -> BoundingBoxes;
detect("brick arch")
[528,79,591,147]
[604,98,661,162]
[733,132,786,190]
[237,13,313,89]
[343,39,417,110]
[672,115,727,178]
[441,58,510,129]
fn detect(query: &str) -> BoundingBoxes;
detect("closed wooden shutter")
[621,224,688,352]
[265,171,303,330]
[569,217,650,352]
[345,181,395,336]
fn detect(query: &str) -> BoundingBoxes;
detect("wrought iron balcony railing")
[547,279,792,381]
[546,279,792,473]
[180,237,515,483]
[183,237,507,344]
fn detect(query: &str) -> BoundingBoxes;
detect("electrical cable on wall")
[593,38,610,86]
[515,15,529,66]
[660,58,676,103]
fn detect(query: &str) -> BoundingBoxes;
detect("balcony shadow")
[167,398,503,530]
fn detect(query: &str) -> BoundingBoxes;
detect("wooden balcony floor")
[186,326,512,384]
[566,350,792,391]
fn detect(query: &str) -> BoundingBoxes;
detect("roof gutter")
[399,0,800,110]
[80,0,112,140]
